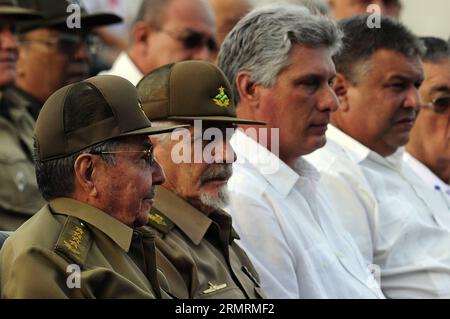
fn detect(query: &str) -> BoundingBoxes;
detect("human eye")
[387,81,408,91]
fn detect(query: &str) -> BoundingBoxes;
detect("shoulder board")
[147,209,175,235]
[54,216,92,267]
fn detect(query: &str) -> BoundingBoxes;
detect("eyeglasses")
[19,33,102,55]
[90,144,155,166]
[423,96,450,114]
[160,28,217,52]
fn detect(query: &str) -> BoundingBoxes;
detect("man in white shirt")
[100,0,217,85]
[217,5,384,299]
[405,37,450,208]
[307,16,450,298]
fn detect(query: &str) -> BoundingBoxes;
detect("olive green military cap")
[0,0,41,19]
[17,0,121,32]
[34,75,187,162]
[136,61,266,125]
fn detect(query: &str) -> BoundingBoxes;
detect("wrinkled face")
[142,0,216,73]
[0,20,18,87]
[329,0,401,20]
[151,124,236,214]
[408,59,450,181]
[17,28,90,102]
[339,49,423,156]
[94,137,165,228]
[255,45,339,164]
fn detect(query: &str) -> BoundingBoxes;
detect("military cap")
[17,0,121,32]
[137,61,266,125]
[34,75,187,162]
[0,0,41,19]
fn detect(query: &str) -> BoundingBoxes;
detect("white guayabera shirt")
[226,130,385,299]
[403,152,450,209]
[99,52,144,86]
[306,125,450,299]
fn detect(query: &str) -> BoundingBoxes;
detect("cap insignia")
[213,86,230,108]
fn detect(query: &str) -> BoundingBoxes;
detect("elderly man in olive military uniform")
[0,1,42,231]
[0,75,183,298]
[136,61,266,299]
[0,0,121,231]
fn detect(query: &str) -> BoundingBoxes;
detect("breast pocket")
[0,142,44,215]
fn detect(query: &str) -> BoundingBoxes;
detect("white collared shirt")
[306,125,450,298]
[226,130,384,299]
[404,152,450,208]
[99,52,144,86]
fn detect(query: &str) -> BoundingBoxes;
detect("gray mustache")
[200,164,233,185]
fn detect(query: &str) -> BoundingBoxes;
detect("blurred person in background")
[327,0,402,20]
[0,0,41,231]
[208,0,252,63]
[101,0,216,85]
[82,0,142,73]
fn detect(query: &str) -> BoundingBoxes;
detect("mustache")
[200,164,233,186]
[146,186,156,199]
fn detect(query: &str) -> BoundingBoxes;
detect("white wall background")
[250,0,450,41]
[400,0,450,40]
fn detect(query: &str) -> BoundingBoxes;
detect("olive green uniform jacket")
[145,186,266,299]
[0,87,45,231]
[0,198,158,299]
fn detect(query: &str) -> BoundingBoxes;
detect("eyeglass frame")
[18,32,102,55]
[158,28,218,52]
[90,144,156,166]
[422,96,450,114]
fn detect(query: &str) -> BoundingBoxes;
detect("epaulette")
[147,208,175,235]
[54,216,93,267]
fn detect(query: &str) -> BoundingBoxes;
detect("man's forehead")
[164,0,215,32]
[283,45,336,76]
[367,49,423,79]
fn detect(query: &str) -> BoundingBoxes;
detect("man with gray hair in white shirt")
[307,15,450,298]
[405,37,450,209]
[218,5,384,299]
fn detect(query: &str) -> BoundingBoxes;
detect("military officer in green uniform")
[0,75,184,298]
[0,1,43,230]
[0,0,121,231]
[137,61,266,299]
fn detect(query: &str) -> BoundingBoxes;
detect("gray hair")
[34,140,119,202]
[419,37,450,64]
[217,4,342,104]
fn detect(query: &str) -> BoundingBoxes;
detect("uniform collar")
[49,197,134,252]
[5,85,42,120]
[153,186,213,245]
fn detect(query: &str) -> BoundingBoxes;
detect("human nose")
[317,85,339,112]
[403,87,421,111]
[151,160,166,186]
[0,28,18,50]
[73,41,89,61]
[191,45,212,61]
